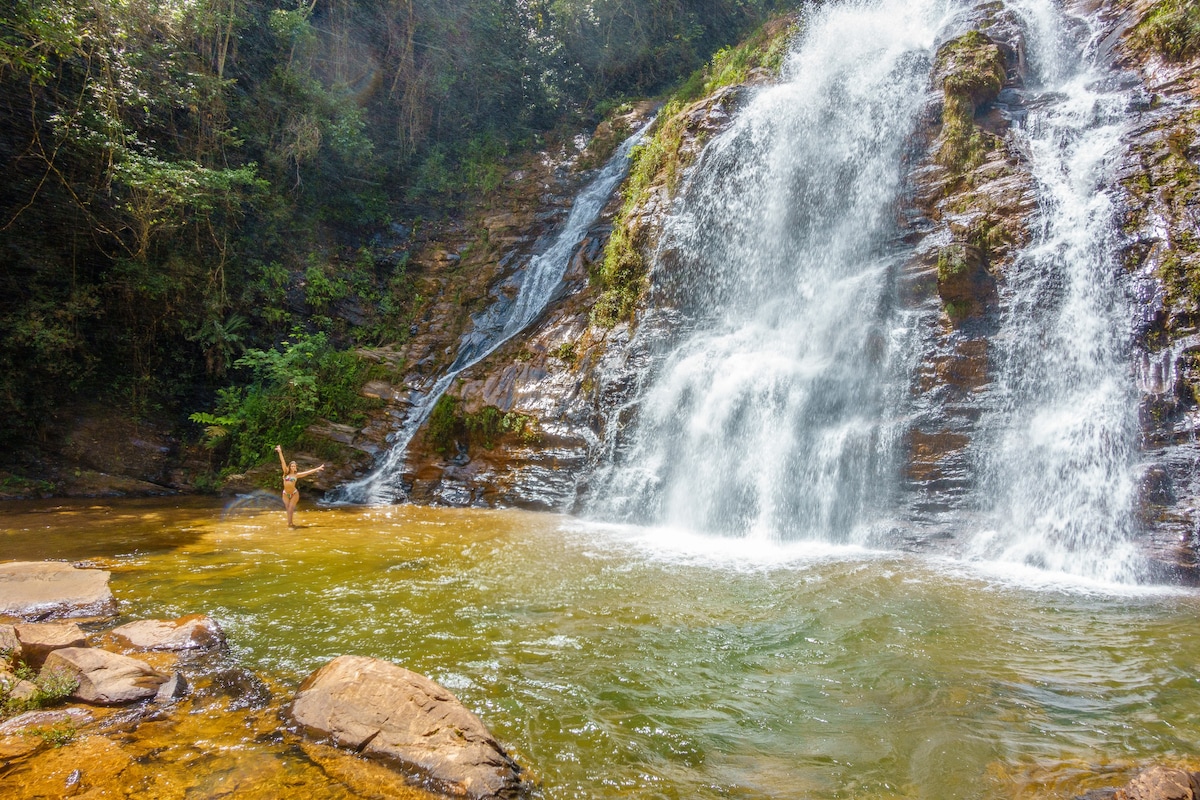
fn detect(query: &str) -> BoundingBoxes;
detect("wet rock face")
[893,5,1036,525]
[287,655,525,800]
[378,89,757,510]
[0,561,117,621]
[1111,3,1200,557]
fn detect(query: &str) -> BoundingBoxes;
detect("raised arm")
[275,445,288,472]
[296,464,325,479]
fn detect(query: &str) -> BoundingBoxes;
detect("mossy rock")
[936,31,1007,106]
[1128,0,1200,62]
[934,31,1008,173]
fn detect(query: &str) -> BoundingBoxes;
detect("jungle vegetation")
[0,0,799,465]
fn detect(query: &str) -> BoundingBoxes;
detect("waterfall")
[967,0,1148,582]
[586,0,945,545]
[586,0,1151,582]
[334,123,650,505]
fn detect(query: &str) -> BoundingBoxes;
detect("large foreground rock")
[288,655,525,799]
[0,561,116,620]
[41,647,168,705]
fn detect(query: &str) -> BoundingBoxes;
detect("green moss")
[426,394,462,457]
[592,16,800,328]
[1129,0,1200,61]
[937,247,970,284]
[549,341,578,366]
[934,31,1007,173]
[938,31,1006,100]
[943,299,972,321]
[425,395,539,457]
[1123,114,1200,315]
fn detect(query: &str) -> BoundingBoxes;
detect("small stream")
[3,498,1200,799]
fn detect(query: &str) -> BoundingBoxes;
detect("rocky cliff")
[335,0,1200,578]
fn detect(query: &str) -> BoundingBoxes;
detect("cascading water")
[967,0,1148,582]
[587,0,1152,582]
[334,123,650,505]
[587,0,945,545]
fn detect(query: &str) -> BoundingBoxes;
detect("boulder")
[110,615,226,652]
[0,670,37,703]
[153,672,189,703]
[288,655,525,799]
[41,647,168,705]
[13,621,87,668]
[1112,766,1200,800]
[0,561,116,620]
[0,623,18,659]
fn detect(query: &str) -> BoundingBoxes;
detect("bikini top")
[284,474,297,483]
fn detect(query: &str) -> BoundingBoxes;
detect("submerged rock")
[41,647,168,705]
[1080,765,1200,800]
[153,671,189,703]
[0,707,93,736]
[110,615,226,652]
[287,655,525,799]
[0,561,116,620]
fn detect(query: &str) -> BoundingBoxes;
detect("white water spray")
[588,0,1152,584]
[968,0,1148,582]
[587,0,947,544]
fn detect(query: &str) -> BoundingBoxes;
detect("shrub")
[1130,0,1200,61]
[190,329,375,473]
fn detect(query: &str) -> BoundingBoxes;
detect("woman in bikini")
[275,445,325,528]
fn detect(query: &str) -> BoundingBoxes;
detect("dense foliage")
[0,0,796,465]
[1130,0,1200,62]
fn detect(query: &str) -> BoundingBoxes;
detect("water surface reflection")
[2,498,1198,799]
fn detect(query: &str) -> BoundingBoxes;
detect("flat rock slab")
[0,707,92,736]
[111,615,226,652]
[288,655,525,800]
[14,621,87,667]
[0,561,116,620]
[42,647,167,705]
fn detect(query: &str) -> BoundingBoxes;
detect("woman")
[275,445,325,528]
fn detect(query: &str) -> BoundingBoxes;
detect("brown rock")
[288,655,525,799]
[110,615,226,652]
[905,429,971,483]
[0,707,92,736]
[0,672,37,702]
[1113,766,1200,800]
[14,621,87,668]
[0,561,116,620]
[41,647,168,705]
[0,623,18,659]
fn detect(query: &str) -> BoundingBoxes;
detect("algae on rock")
[934,31,1008,174]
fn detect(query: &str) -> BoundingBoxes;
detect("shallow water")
[3,497,1200,798]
